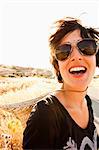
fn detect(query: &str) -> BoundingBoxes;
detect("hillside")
[0,64,53,78]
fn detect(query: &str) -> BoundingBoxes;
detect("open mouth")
[69,67,87,75]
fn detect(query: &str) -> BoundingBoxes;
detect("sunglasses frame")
[55,38,98,61]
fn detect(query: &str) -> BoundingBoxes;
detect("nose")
[70,45,83,61]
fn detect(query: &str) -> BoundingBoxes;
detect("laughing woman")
[23,17,99,149]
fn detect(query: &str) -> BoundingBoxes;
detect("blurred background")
[0,0,99,69]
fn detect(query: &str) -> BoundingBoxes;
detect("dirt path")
[0,77,57,105]
[0,77,99,105]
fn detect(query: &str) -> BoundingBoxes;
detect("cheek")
[58,61,66,71]
[90,56,96,69]
[87,56,96,75]
[58,61,68,76]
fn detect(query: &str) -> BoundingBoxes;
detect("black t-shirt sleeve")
[22,99,56,149]
[23,104,40,149]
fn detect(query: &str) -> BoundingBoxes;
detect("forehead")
[60,29,82,44]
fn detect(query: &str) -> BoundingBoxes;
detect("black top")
[23,95,98,149]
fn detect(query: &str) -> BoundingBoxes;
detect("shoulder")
[33,94,55,112]
[23,95,60,148]
[28,94,57,122]
[25,94,61,135]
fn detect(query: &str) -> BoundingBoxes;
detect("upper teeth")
[70,67,86,72]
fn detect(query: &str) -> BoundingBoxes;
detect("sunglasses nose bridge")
[70,43,83,59]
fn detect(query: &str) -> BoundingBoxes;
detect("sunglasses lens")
[55,44,71,61]
[78,39,97,55]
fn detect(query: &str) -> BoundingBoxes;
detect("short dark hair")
[49,17,99,83]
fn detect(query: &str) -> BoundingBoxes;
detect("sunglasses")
[55,39,98,61]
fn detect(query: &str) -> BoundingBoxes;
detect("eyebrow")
[60,39,83,45]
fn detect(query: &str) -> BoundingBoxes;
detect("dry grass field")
[0,76,59,149]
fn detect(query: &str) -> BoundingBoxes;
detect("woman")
[23,17,99,149]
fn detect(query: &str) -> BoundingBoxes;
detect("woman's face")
[58,29,96,91]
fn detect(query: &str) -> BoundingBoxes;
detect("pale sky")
[0,0,99,69]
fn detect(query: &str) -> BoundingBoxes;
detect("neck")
[56,86,88,108]
[59,87,88,93]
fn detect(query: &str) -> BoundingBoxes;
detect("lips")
[69,66,87,74]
